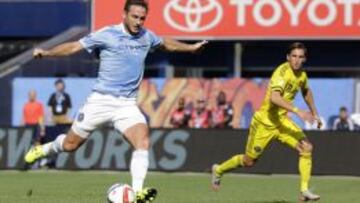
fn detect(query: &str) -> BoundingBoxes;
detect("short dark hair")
[55,78,64,85]
[340,106,348,112]
[287,42,307,57]
[124,0,148,12]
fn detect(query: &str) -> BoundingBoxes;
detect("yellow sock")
[299,152,312,192]
[216,154,244,175]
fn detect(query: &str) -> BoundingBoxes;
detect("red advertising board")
[93,0,360,39]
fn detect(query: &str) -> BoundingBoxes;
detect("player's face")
[123,5,147,35]
[287,48,306,71]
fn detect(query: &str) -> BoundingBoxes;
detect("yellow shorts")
[245,117,306,159]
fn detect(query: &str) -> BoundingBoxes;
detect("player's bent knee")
[243,155,256,167]
[131,138,149,150]
[301,141,313,153]
[136,136,149,150]
[124,123,150,150]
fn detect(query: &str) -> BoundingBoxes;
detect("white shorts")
[71,92,147,138]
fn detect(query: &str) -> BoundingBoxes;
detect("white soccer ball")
[107,183,135,203]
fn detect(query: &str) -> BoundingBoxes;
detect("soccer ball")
[107,183,135,203]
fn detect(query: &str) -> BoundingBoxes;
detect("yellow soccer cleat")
[24,145,46,164]
[135,187,157,203]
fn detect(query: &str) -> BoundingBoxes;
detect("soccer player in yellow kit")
[211,42,322,201]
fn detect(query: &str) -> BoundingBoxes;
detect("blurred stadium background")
[1,0,360,202]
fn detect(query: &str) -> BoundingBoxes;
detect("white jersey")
[79,24,163,98]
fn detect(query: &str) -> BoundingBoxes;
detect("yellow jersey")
[253,62,309,127]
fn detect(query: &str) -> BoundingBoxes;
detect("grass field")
[0,171,359,203]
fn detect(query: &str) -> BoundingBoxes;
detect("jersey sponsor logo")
[254,146,262,153]
[164,0,223,32]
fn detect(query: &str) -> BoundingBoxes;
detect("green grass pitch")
[0,171,359,203]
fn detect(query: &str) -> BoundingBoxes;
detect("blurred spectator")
[305,116,327,130]
[189,97,211,128]
[47,79,72,125]
[22,89,45,142]
[170,97,191,128]
[211,91,233,128]
[350,113,360,131]
[327,115,338,130]
[332,106,354,131]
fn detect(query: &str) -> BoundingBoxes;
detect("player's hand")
[314,115,323,129]
[297,110,315,124]
[33,48,47,59]
[191,40,208,53]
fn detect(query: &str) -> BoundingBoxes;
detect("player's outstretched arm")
[302,88,322,128]
[33,41,84,58]
[270,90,315,123]
[160,38,208,53]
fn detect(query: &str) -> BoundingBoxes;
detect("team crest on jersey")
[254,146,262,153]
[285,83,293,92]
[77,113,85,122]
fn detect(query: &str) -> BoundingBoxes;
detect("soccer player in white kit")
[24,0,208,202]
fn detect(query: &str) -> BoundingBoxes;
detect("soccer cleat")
[211,164,222,191]
[135,187,157,203]
[24,145,46,164]
[299,190,320,202]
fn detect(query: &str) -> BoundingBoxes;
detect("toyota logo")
[164,0,223,32]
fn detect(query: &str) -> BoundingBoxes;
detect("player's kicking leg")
[121,123,157,203]
[24,129,85,164]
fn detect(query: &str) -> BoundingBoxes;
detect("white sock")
[130,149,149,193]
[41,134,66,155]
